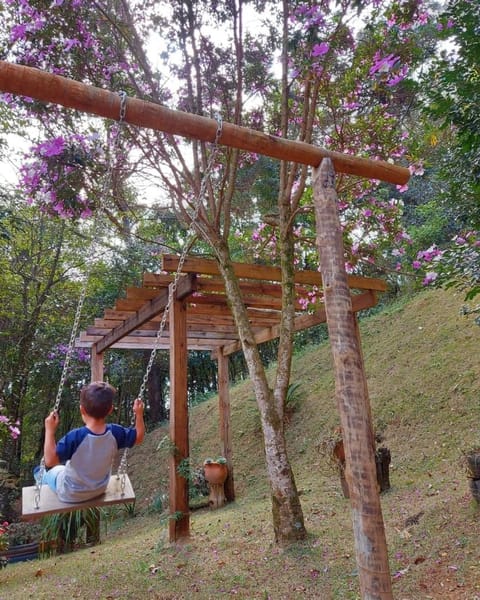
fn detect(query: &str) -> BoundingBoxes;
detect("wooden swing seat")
[21,474,135,520]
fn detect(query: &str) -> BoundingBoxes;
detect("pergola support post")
[90,345,104,382]
[217,350,234,501]
[168,292,189,542]
[313,158,392,600]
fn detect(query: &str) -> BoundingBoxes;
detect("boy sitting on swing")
[36,381,145,503]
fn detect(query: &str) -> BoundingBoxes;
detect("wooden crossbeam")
[216,290,377,356]
[161,254,387,292]
[0,61,410,185]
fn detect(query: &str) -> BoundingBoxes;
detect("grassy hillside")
[2,288,480,599]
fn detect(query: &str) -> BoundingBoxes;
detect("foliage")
[203,456,227,465]
[39,507,106,554]
[0,519,9,552]
[411,0,480,305]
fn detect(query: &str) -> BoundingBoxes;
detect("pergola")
[0,59,409,599]
[76,254,386,537]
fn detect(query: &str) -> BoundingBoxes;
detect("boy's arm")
[132,399,145,445]
[44,411,61,467]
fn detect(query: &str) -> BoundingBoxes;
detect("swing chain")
[33,91,128,509]
[136,112,223,405]
[51,90,128,416]
[117,113,224,480]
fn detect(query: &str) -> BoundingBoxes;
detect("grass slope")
[2,288,480,599]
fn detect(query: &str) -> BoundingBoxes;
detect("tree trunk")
[313,158,393,599]
[147,360,168,423]
[213,240,306,544]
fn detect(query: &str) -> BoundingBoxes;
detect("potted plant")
[203,458,228,509]
[203,457,228,485]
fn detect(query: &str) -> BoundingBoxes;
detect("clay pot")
[203,462,228,485]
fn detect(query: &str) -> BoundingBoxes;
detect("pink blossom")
[10,23,28,42]
[423,272,438,285]
[9,426,20,439]
[387,16,396,28]
[409,162,425,176]
[37,137,65,157]
[312,42,330,57]
[418,12,429,25]
[369,54,399,76]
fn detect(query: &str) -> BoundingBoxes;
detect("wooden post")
[313,158,393,600]
[217,351,234,501]
[168,292,189,542]
[90,345,104,382]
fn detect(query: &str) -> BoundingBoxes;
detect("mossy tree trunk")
[212,239,306,544]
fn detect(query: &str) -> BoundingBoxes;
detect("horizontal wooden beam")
[217,290,377,356]
[161,254,387,292]
[0,61,409,185]
[77,339,215,351]
[142,273,175,287]
[94,273,197,353]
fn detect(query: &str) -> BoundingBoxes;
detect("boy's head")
[80,382,116,419]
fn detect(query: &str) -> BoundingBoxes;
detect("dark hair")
[80,382,116,419]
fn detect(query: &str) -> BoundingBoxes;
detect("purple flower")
[10,23,28,42]
[37,137,65,157]
[422,272,438,285]
[312,42,330,57]
[369,54,399,76]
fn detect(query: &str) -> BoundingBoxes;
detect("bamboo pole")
[0,60,409,185]
[313,158,393,599]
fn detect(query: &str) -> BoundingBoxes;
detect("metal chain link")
[117,114,224,481]
[34,92,128,509]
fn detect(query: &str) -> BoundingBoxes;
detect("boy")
[37,381,145,503]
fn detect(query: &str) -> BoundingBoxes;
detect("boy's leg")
[33,465,64,492]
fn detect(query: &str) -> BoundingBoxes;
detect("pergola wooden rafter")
[0,59,409,600]
[77,254,386,356]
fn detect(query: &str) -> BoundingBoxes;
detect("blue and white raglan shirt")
[54,424,137,503]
